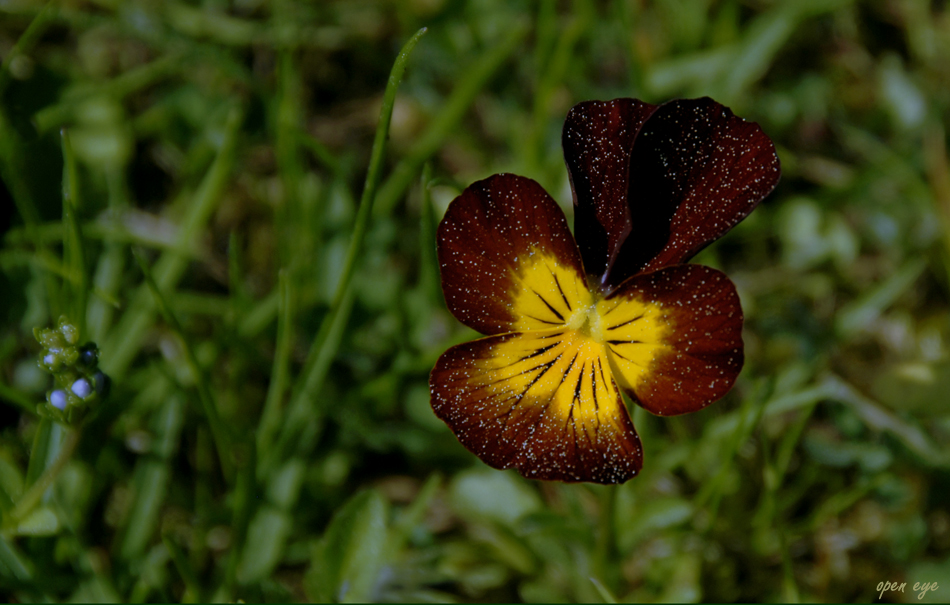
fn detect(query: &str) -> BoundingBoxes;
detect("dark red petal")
[562,99,659,281]
[625,98,781,278]
[430,330,643,484]
[598,264,743,416]
[437,174,589,335]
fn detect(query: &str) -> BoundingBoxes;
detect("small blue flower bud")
[50,389,68,410]
[77,344,99,371]
[92,371,111,398]
[71,378,93,399]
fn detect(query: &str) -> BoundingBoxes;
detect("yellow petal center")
[507,249,670,394]
[566,301,606,342]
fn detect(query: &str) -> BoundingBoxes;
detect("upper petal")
[438,174,591,335]
[430,329,643,484]
[625,98,781,277]
[597,264,744,416]
[562,99,659,282]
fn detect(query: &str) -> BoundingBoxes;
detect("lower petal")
[429,330,642,484]
[598,264,743,416]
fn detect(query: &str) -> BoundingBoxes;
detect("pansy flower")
[430,97,780,484]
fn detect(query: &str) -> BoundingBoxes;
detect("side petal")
[597,264,743,416]
[562,99,659,281]
[438,174,591,335]
[430,329,643,484]
[623,98,781,279]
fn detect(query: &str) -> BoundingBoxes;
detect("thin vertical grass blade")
[268,28,427,470]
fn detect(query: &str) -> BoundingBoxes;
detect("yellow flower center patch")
[499,248,671,413]
[507,250,593,332]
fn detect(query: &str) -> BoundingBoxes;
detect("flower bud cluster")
[34,316,110,425]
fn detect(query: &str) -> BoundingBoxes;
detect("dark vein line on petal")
[607,344,647,368]
[552,270,572,312]
[532,289,565,322]
[591,358,601,416]
[607,313,645,331]
[517,358,561,401]
[473,357,560,389]
[524,313,561,326]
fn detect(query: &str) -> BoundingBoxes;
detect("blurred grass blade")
[87,167,130,343]
[268,282,354,469]
[238,290,279,338]
[61,129,88,337]
[825,374,950,468]
[227,231,246,303]
[271,28,427,469]
[222,442,256,598]
[589,576,618,604]
[0,381,34,415]
[695,377,773,513]
[23,418,53,489]
[374,23,528,216]
[524,9,589,172]
[329,26,427,312]
[780,529,800,603]
[923,122,950,287]
[418,164,440,301]
[34,54,181,133]
[120,393,184,560]
[0,1,57,97]
[835,258,926,337]
[163,530,202,602]
[0,537,33,581]
[595,484,617,585]
[646,47,734,98]
[235,456,301,587]
[256,271,294,464]
[720,4,802,101]
[387,473,440,558]
[133,250,234,482]
[120,459,170,560]
[102,104,244,380]
[299,132,346,181]
[0,103,62,317]
[648,0,853,102]
[11,426,79,526]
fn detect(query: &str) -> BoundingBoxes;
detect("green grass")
[2,0,950,602]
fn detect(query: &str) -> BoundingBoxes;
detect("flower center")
[567,303,607,343]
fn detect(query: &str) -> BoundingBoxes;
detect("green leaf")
[237,506,292,585]
[306,490,389,603]
[873,360,950,417]
[450,469,541,527]
[617,497,694,553]
[266,459,305,510]
[8,505,59,536]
